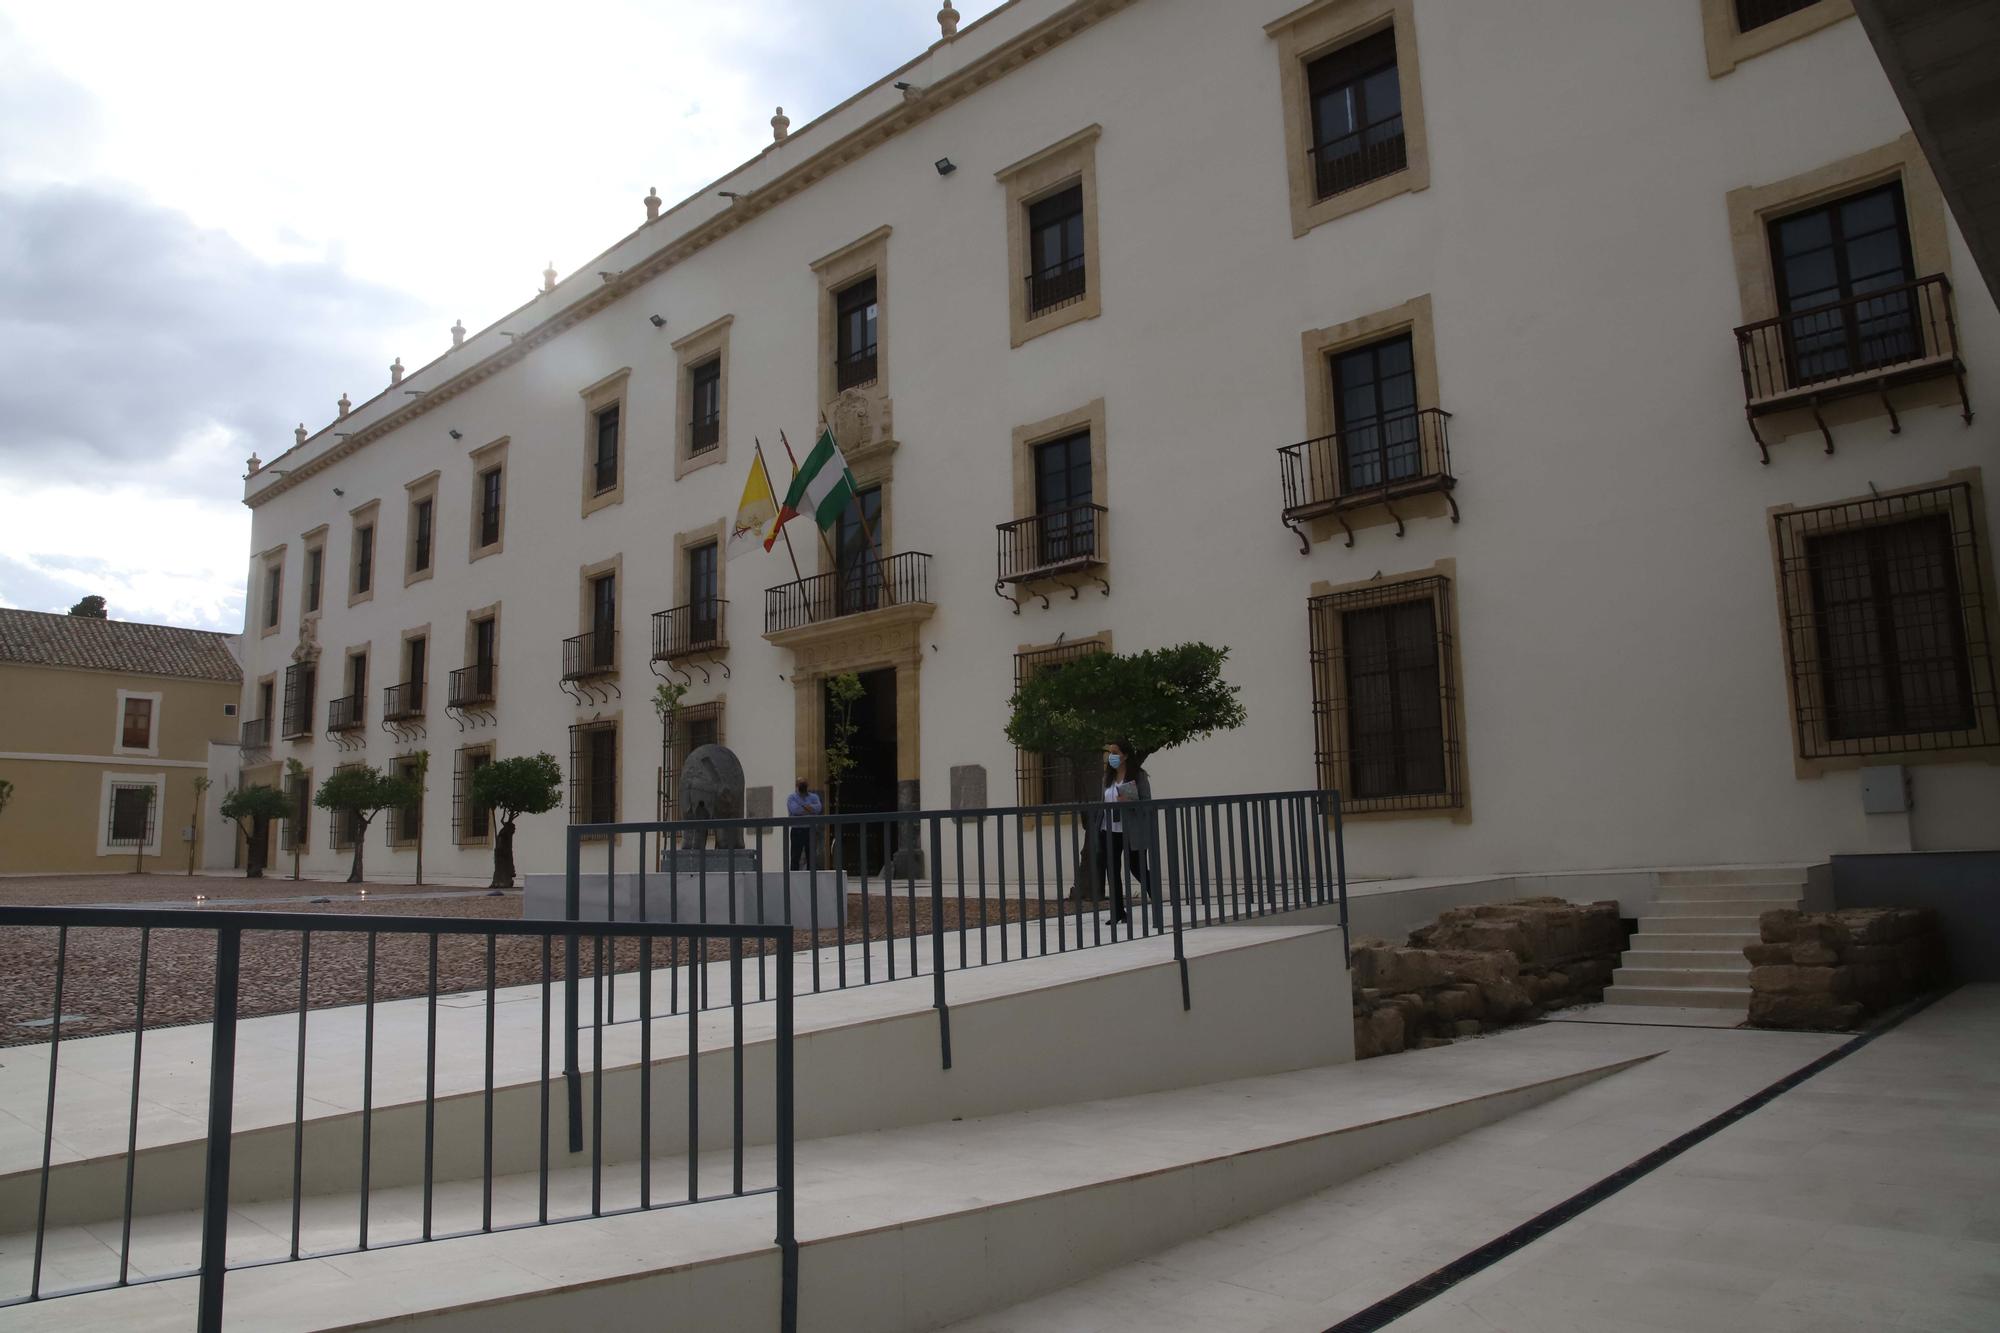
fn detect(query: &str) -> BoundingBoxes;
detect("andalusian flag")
[728,448,781,561]
[777,428,858,533]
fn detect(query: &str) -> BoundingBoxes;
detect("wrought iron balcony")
[1734,273,1971,460]
[280,701,313,741]
[449,662,496,709]
[1309,116,1407,200]
[562,629,619,682]
[653,600,727,661]
[765,551,931,636]
[239,717,271,751]
[382,679,425,723]
[995,504,1108,614]
[327,693,365,733]
[690,415,720,453]
[1026,260,1088,318]
[1278,407,1456,551]
[836,347,878,393]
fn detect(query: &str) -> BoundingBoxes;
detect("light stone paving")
[940,987,1998,1333]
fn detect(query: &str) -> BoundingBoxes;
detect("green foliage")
[314,765,420,821]
[823,672,865,805]
[68,595,107,618]
[192,775,212,798]
[471,753,564,825]
[652,680,689,724]
[220,783,289,825]
[1005,642,1247,770]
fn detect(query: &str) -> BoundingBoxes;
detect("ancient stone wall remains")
[1746,908,1946,1030]
[1350,898,1628,1060]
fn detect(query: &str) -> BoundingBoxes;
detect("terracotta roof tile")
[0,608,242,684]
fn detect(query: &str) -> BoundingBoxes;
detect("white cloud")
[0,0,1005,631]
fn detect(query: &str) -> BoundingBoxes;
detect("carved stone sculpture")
[771,107,790,142]
[938,2,959,38]
[679,743,746,850]
[451,319,467,348]
[645,186,662,223]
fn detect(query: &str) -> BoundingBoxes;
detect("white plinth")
[521,869,847,928]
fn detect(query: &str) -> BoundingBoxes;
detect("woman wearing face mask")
[1100,741,1156,925]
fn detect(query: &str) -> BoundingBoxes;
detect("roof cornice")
[247,0,1140,510]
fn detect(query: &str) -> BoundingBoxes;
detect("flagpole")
[818,417,895,608]
[756,439,808,587]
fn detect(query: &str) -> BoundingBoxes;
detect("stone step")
[1612,966,1754,989]
[1649,898,1798,918]
[1656,867,1810,887]
[1628,931,1762,952]
[1602,984,1748,1010]
[1636,914,1767,935]
[1620,949,1750,971]
[1654,883,1805,903]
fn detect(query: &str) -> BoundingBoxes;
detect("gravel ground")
[0,875,1071,1043]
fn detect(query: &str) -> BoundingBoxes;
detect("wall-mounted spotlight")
[894,81,923,92]
[333,488,346,497]
[403,389,425,397]
[449,429,464,440]
[934,157,957,177]
[717,190,743,201]
[649,314,667,329]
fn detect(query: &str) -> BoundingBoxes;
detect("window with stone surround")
[998,129,1101,347]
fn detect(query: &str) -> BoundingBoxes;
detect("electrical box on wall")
[1859,765,1912,815]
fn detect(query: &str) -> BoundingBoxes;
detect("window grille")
[328,762,365,851]
[1309,576,1464,813]
[1774,481,1997,760]
[1306,29,1406,200]
[453,745,495,845]
[658,701,724,820]
[389,755,424,845]
[568,722,619,834]
[282,663,316,739]
[1013,639,1108,805]
[106,784,155,847]
[284,771,311,852]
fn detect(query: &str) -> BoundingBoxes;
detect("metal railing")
[449,662,496,708]
[239,717,271,751]
[653,601,728,661]
[561,630,618,682]
[997,504,1106,583]
[690,415,721,453]
[764,551,931,635]
[1309,117,1406,199]
[564,788,1347,1061]
[382,679,425,723]
[835,348,878,393]
[0,906,796,1333]
[326,693,365,733]
[1735,273,1962,407]
[1026,260,1087,318]
[1280,408,1454,522]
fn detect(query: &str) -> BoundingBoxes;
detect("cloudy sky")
[0,0,1000,632]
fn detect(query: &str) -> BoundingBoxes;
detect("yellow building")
[0,609,241,875]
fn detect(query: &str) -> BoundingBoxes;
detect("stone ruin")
[1746,907,1946,1030]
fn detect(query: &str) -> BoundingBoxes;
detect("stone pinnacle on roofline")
[451,319,466,348]
[542,261,557,293]
[390,357,404,385]
[337,392,351,417]
[295,424,308,447]
[772,107,790,143]
[645,186,662,223]
[939,1,958,38]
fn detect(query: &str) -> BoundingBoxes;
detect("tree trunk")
[246,817,269,879]
[490,819,517,889]
[347,817,367,884]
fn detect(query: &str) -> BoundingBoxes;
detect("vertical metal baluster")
[802,829,822,996]
[860,823,873,985]
[835,822,849,989]
[640,934,653,1211]
[698,848,711,1010]
[30,924,67,1301]
[539,934,552,1225]
[119,926,152,1284]
[195,928,241,1333]
[906,823,919,981]
[423,932,438,1240]
[1018,812,1035,959]
[756,826,770,1005]
[731,935,744,1195]
[687,932,700,1203]
[1333,793,1350,968]
[1197,804,1215,927]
[996,814,1010,962]
[775,920,798,1333]
[1039,812,1056,953]
[483,932,496,1232]
[591,934,604,1216]
[1235,801,1252,919]
[1166,806,1190,1010]
[1262,798,1280,916]
[606,836,617,1025]
[286,931,307,1262]
[359,931,376,1249]
[976,818,990,966]
[883,820,898,982]
[954,818,968,971]
[668,835,680,1016]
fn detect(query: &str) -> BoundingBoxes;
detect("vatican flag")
[728,445,781,561]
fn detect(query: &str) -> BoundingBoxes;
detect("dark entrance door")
[827,668,898,872]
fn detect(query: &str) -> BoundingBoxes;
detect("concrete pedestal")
[521,869,847,929]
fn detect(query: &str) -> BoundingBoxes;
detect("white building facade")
[234,0,1998,883]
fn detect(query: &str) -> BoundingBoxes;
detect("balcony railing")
[382,679,425,723]
[690,415,720,453]
[997,503,1107,584]
[448,662,496,708]
[1279,408,1455,549]
[835,347,878,393]
[239,717,271,751]
[280,700,313,742]
[327,693,365,733]
[1309,116,1407,200]
[561,629,619,681]
[1734,274,1970,456]
[653,599,727,661]
[765,551,932,635]
[1026,260,1088,318]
